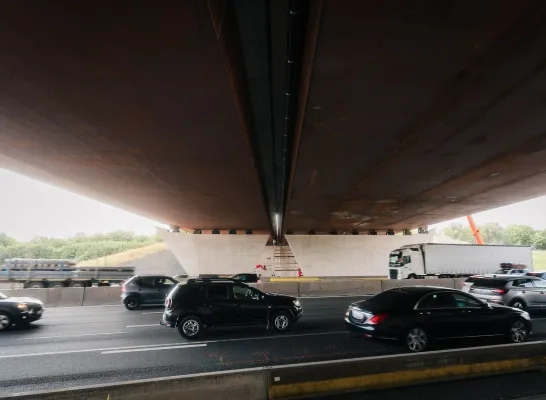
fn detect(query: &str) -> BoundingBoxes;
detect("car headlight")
[293,300,301,307]
[17,303,28,311]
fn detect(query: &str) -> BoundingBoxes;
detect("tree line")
[0,230,162,263]
[443,223,546,249]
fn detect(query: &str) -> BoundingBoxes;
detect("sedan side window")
[417,292,456,309]
[452,293,482,308]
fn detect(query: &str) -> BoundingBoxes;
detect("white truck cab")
[389,245,424,279]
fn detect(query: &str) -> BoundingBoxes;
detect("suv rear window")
[169,285,204,302]
[470,278,507,289]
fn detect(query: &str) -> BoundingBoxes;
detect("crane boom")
[466,215,484,245]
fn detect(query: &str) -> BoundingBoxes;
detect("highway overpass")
[0,0,545,274]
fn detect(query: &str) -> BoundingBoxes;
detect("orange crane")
[466,215,484,245]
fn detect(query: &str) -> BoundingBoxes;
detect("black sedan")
[0,291,44,331]
[345,286,531,352]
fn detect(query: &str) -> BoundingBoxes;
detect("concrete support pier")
[159,229,269,276]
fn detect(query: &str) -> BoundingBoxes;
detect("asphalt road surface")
[2,296,546,395]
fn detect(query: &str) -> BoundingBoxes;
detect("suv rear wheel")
[508,299,527,310]
[124,296,140,311]
[178,316,202,339]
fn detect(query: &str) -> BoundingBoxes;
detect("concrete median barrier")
[381,278,456,291]
[82,287,122,306]
[0,368,267,400]
[0,288,84,307]
[253,282,300,297]
[0,278,473,307]
[268,341,546,399]
[298,280,382,297]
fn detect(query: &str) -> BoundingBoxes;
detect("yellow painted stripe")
[269,357,546,399]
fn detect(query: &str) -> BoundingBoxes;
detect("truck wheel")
[124,296,140,310]
[69,282,84,288]
[50,283,64,288]
[28,282,45,289]
[407,274,417,279]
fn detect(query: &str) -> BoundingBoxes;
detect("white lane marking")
[101,344,206,354]
[0,342,194,359]
[141,311,163,315]
[126,324,160,328]
[17,331,126,340]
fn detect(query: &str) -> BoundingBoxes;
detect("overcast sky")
[0,168,545,241]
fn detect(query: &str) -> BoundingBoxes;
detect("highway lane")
[2,296,546,395]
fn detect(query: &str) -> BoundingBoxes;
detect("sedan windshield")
[0,292,7,300]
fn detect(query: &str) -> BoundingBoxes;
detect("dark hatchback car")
[161,279,303,339]
[345,286,531,352]
[0,291,44,331]
[121,275,179,310]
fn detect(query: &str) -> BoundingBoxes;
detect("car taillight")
[165,298,172,309]
[121,285,126,293]
[491,288,507,294]
[368,314,387,325]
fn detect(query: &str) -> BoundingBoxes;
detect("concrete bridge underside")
[0,1,545,237]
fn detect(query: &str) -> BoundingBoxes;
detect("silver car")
[468,276,546,310]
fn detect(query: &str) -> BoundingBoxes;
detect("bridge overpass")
[0,0,545,275]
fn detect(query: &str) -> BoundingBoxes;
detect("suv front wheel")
[178,316,202,339]
[272,311,291,333]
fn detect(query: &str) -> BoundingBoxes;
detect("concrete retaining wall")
[253,282,299,297]
[82,287,122,306]
[0,368,267,400]
[0,288,84,307]
[4,341,546,399]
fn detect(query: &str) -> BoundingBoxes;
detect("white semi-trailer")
[388,243,533,279]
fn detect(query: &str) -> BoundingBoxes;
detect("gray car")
[468,276,546,311]
[121,275,178,310]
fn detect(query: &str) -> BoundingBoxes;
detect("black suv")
[121,275,179,310]
[0,291,44,331]
[161,279,303,339]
